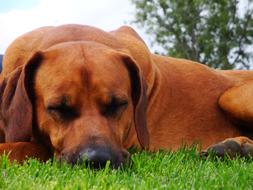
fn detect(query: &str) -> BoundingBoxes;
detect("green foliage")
[131,0,253,69]
[1,149,253,189]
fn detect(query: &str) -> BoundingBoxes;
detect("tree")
[131,0,253,69]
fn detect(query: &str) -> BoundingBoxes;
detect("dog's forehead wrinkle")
[79,66,92,91]
[75,46,94,92]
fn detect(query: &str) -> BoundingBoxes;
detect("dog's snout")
[61,146,129,168]
[81,147,113,168]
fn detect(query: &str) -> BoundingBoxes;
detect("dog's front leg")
[0,142,51,163]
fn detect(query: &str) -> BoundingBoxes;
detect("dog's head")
[0,41,149,168]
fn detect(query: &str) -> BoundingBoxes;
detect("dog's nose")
[81,147,115,168]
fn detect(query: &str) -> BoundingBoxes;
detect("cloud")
[0,0,137,54]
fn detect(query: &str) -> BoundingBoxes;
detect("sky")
[0,0,250,56]
[0,0,146,54]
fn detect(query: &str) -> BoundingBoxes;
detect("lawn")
[1,148,253,190]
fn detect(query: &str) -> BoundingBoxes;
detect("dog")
[1,24,253,167]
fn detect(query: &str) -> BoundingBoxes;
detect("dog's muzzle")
[61,145,130,169]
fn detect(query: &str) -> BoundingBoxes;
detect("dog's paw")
[200,138,253,159]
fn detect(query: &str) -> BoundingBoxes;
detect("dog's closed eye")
[47,99,78,122]
[101,96,128,118]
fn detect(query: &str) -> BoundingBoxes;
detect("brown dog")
[1,24,253,167]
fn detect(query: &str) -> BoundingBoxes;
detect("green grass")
[1,148,253,190]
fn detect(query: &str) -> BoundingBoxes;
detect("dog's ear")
[121,55,149,149]
[0,52,43,142]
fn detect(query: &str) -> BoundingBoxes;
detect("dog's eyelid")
[46,95,73,109]
[117,99,128,107]
[109,95,129,107]
[111,93,128,102]
[47,104,64,111]
[47,101,69,110]
[46,100,78,122]
[101,96,129,118]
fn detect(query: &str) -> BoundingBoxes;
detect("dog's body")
[1,24,253,166]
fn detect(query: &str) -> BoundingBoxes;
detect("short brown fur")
[1,24,253,163]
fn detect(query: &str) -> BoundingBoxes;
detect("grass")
[1,148,253,190]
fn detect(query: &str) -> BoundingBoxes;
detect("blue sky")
[0,0,143,54]
[0,0,249,56]
[0,0,39,12]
